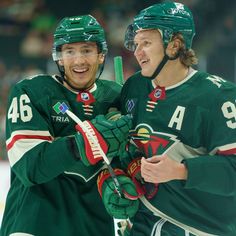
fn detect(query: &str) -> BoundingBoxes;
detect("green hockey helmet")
[52,15,108,61]
[124,2,195,51]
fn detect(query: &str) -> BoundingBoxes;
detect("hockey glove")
[127,157,158,199]
[97,169,139,219]
[75,114,132,166]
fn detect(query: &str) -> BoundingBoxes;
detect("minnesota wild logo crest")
[130,123,179,157]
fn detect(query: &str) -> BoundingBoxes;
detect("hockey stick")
[114,56,125,85]
[65,109,123,198]
[113,56,133,235]
[65,108,132,236]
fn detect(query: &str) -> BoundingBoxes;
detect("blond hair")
[172,33,198,67]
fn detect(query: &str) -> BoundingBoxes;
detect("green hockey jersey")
[120,69,236,236]
[1,75,121,236]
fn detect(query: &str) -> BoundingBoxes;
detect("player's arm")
[7,83,132,186]
[183,88,236,196]
[6,84,81,186]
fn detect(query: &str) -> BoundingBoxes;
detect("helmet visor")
[124,24,137,51]
[52,43,100,61]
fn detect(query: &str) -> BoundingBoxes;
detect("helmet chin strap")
[150,50,180,80]
[150,54,169,80]
[55,60,105,92]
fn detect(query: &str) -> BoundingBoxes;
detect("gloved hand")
[97,169,139,219]
[75,113,132,166]
[127,157,158,199]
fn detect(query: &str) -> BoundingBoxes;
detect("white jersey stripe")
[10,233,34,236]
[210,142,236,155]
[140,196,217,236]
[8,138,52,167]
[6,130,53,167]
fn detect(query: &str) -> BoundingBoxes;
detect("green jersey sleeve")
[6,80,79,186]
[184,79,236,196]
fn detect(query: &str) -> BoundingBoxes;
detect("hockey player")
[99,2,236,236]
[0,15,135,236]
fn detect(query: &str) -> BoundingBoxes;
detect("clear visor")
[52,45,101,61]
[124,24,137,51]
[124,23,163,52]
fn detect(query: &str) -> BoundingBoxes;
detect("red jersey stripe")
[217,148,236,155]
[7,134,53,151]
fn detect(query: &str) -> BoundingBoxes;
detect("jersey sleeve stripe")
[6,130,53,148]
[217,148,236,155]
[6,130,53,166]
[211,143,236,155]
[7,138,53,166]
[7,134,53,150]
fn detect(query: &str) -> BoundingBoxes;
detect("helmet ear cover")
[124,2,195,51]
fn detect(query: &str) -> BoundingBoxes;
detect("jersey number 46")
[8,94,33,123]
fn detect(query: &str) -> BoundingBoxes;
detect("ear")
[98,53,105,64]
[167,38,181,57]
[58,59,64,66]
[172,38,182,51]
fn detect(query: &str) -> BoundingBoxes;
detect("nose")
[73,53,86,63]
[134,45,143,58]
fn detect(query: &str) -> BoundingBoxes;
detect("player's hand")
[97,169,139,219]
[141,155,188,183]
[127,157,158,199]
[74,113,132,166]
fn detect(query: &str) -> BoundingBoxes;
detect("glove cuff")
[127,157,141,177]
[75,121,108,165]
[97,169,125,196]
[127,158,158,199]
[127,158,146,197]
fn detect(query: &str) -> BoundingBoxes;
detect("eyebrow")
[134,36,150,43]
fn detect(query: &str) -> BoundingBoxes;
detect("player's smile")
[71,65,90,78]
[60,42,104,90]
[68,65,97,89]
[72,67,89,73]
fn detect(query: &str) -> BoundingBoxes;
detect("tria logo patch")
[52,102,70,123]
[53,102,69,114]
[130,123,179,157]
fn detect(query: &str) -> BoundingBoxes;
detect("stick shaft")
[66,109,133,234]
[114,56,124,85]
[65,109,123,197]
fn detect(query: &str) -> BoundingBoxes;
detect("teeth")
[74,68,88,73]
